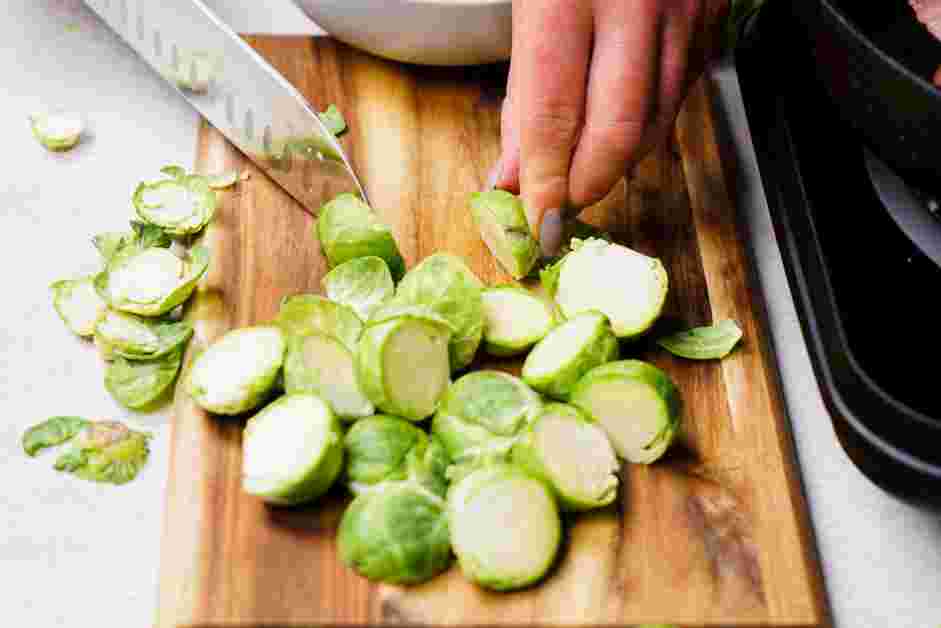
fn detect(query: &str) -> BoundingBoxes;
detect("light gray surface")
[1,2,938,627]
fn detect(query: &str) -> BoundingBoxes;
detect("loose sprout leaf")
[52,420,151,484]
[104,347,183,409]
[22,416,90,456]
[187,326,286,416]
[206,171,239,189]
[241,394,344,505]
[92,222,170,262]
[274,294,363,352]
[130,220,173,249]
[339,483,451,585]
[318,104,348,137]
[29,112,84,151]
[656,319,744,360]
[322,256,394,321]
[92,232,132,262]
[316,193,406,280]
[133,174,217,236]
[469,190,539,279]
[94,310,193,361]
[51,277,108,337]
[373,253,484,372]
[96,245,209,317]
[160,165,187,180]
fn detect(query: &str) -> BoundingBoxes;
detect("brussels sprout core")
[552,239,668,339]
[242,394,344,505]
[522,311,618,400]
[570,360,681,464]
[284,332,374,420]
[187,326,286,415]
[449,464,561,591]
[512,403,619,511]
[481,286,554,357]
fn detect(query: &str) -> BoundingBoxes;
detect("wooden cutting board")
[156,36,830,628]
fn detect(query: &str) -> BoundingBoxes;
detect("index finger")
[515,0,593,242]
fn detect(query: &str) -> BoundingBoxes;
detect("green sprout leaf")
[316,193,406,281]
[160,165,187,180]
[94,310,193,361]
[275,294,363,352]
[50,277,108,337]
[104,347,184,409]
[322,256,394,321]
[656,319,744,360]
[318,104,348,137]
[22,416,90,456]
[52,420,152,485]
[29,112,84,151]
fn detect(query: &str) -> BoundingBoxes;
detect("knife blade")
[83,0,367,212]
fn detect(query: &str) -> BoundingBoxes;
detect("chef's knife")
[83,0,367,212]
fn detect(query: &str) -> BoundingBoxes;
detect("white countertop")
[2,2,939,627]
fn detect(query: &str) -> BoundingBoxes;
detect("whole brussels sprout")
[338,483,451,585]
[344,415,450,497]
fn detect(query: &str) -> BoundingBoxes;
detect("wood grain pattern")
[156,36,830,628]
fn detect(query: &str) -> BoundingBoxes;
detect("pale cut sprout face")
[482,289,551,345]
[298,335,373,418]
[384,322,450,419]
[96,311,159,350]
[140,183,200,223]
[535,411,618,503]
[557,244,666,337]
[56,280,106,335]
[524,313,598,379]
[191,328,284,410]
[109,249,184,304]
[242,396,332,495]
[580,379,668,462]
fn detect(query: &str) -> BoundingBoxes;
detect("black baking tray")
[736,1,941,508]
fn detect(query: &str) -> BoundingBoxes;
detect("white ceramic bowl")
[292,0,511,66]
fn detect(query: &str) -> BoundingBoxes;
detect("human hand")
[490,0,730,255]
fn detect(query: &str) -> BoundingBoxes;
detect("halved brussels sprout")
[283,332,374,420]
[543,238,668,339]
[570,360,681,464]
[274,294,362,352]
[448,463,561,591]
[481,285,555,357]
[322,256,394,322]
[187,326,286,415]
[105,347,183,409]
[22,416,89,456]
[95,245,210,317]
[241,393,344,505]
[355,315,452,422]
[29,112,83,151]
[316,193,405,280]
[318,104,348,137]
[512,403,619,511]
[431,370,542,468]
[51,277,107,337]
[133,174,217,236]
[338,482,451,585]
[657,319,743,360]
[469,190,540,280]
[372,253,484,372]
[522,310,618,400]
[94,310,192,361]
[53,420,152,485]
[344,415,450,497]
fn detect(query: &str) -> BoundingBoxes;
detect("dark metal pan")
[794,0,941,188]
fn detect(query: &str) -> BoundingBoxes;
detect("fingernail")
[539,208,564,257]
[484,156,503,191]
